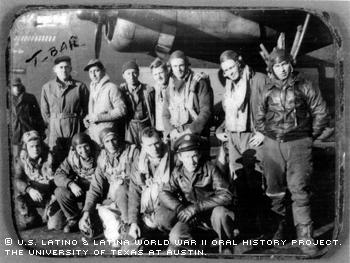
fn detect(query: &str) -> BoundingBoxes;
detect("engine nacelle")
[106,18,174,54]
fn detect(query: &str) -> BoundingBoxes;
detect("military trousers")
[263,136,313,226]
[54,178,90,221]
[168,206,235,246]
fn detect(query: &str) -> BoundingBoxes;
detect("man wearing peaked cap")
[41,55,89,166]
[83,58,105,71]
[173,133,202,153]
[54,55,71,65]
[159,133,235,253]
[83,58,127,145]
[119,60,155,147]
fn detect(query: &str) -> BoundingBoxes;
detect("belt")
[51,113,80,119]
[266,132,310,143]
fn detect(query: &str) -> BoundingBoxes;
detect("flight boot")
[272,217,287,241]
[296,223,319,256]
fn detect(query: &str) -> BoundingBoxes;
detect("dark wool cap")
[84,59,105,71]
[268,48,292,69]
[71,133,92,148]
[12,77,23,86]
[54,56,71,65]
[173,134,202,153]
[219,50,239,63]
[122,60,139,73]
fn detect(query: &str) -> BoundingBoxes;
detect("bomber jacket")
[120,82,155,127]
[159,160,232,214]
[256,73,328,142]
[14,146,54,194]
[82,143,139,213]
[10,91,45,145]
[54,148,98,188]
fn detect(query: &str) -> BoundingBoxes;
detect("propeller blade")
[95,21,103,59]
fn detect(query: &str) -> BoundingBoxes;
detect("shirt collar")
[181,161,203,182]
[56,76,73,87]
[127,82,142,94]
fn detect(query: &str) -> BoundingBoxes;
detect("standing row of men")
[10,47,329,256]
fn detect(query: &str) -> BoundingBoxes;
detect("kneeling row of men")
[14,127,235,252]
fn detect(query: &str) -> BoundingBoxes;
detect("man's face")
[54,61,72,82]
[89,66,105,83]
[221,59,240,81]
[26,140,42,159]
[11,85,21,96]
[272,60,291,81]
[170,58,187,80]
[123,69,139,87]
[142,136,163,159]
[75,143,92,160]
[103,134,120,154]
[178,150,200,174]
[152,66,168,86]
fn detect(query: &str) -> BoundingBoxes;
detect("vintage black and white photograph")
[6,6,338,258]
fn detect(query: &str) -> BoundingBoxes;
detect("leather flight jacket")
[256,73,328,142]
[159,160,232,213]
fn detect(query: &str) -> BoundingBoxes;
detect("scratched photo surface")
[8,8,336,258]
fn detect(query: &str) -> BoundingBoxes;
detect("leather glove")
[177,204,199,223]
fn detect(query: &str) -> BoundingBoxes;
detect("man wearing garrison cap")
[41,56,89,166]
[119,60,155,147]
[256,48,329,255]
[83,59,127,145]
[217,50,267,180]
[159,134,235,253]
[162,50,213,142]
[79,127,140,235]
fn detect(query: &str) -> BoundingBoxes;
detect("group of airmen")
[9,45,329,256]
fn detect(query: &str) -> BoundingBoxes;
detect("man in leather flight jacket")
[256,48,328,256]
[159,134,235,252]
